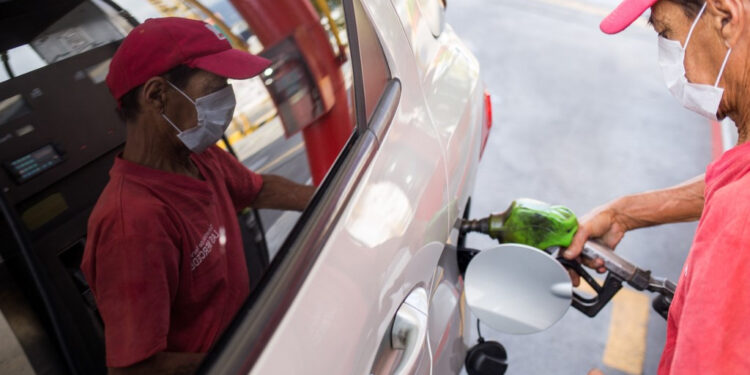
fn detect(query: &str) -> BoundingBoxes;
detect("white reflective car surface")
[247,0,487,374]
[0,0,488,374]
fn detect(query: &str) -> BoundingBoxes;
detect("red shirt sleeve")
[205,146,264,210]
[87,212,180,367]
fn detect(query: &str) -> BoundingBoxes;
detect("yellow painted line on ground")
[226,130,246,145]
[576,281,651,375]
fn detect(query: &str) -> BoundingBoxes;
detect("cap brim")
[600,0,658,34]
[189,48,271,79]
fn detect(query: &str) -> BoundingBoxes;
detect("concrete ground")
[448,0,714,374]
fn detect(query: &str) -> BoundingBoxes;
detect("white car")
[0,0,494,374]
[202,0,493,374]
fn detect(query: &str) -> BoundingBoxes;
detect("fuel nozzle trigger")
[555,241,677,319]
[556,256,624,317]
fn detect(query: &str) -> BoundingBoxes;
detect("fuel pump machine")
[0,40,124,374]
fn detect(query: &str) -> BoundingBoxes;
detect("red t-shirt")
[81,146,263,367]
[658,141,750,374]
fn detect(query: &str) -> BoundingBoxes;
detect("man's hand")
[563,202,630,285]
[588,369,604,375]
[562,174,705,286]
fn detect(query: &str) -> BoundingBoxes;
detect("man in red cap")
[81,17,315,374]
[564,0,750,374]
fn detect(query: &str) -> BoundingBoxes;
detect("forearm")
[610,174,705,230]
[253,174,315,211]
[108,352,205,375]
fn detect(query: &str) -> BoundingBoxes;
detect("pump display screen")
[5,144,64,183]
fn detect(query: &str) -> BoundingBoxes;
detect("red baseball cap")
[600,0,659,34]
[106,17,271,101]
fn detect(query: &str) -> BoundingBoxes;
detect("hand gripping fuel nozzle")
[566,241,676,319]
[459,198,677,319]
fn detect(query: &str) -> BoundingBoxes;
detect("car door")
[199,0,478,374]
[241,0,451,368]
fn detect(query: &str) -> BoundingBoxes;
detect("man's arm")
[252,174,316,211]
[564,174,705,271]
[109,352,205,375]
[601,174,705,230]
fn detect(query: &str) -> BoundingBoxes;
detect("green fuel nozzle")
[459,198,579,251]
[461,198,677,320]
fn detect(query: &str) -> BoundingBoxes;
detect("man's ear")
[141,77,169,114]
[709,0,745,47]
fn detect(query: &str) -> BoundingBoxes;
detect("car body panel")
[391,0,483,241]
[249,1,484,374]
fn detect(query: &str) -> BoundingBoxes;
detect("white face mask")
[161,81,236,153]
[658,2,732,121]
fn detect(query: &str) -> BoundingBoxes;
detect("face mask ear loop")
[684,2,708,49]
[714,47,732,87]
[163,80,197,135]
[165,80,196,105]
[161,112,183,134]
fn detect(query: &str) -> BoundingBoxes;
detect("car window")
[199,0,394,372]
[213,0,358,261]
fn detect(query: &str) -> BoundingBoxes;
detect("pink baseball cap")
[600,0,659,34]
[106,17,271,101]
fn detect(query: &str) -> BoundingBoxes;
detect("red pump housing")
[230,0,353,185]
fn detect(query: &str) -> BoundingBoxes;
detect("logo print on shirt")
[191,224,220,271]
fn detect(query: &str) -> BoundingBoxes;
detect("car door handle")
[390,287,429,375]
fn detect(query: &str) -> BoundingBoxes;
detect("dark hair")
[668,0,705,19]
[117,64,199,123]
